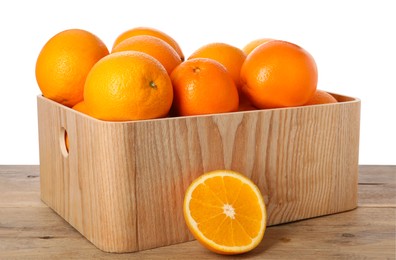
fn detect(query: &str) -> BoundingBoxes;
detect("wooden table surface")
[0,165,395,259]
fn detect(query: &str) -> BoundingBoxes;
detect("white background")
[0,0,395,165]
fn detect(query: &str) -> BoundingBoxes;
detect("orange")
[64,101,90,152]
[170,58,239,116]
[183,170,267,255]
[242,38,274,55]
[64,131,69,153]
[240,40,317,109]
[112,27,184,61]
[84,51,173,121]
[112,35,182,75]
[72,101,90,115]
[188,43,246,89]
[36,29,109,107]
[305,89,338,105]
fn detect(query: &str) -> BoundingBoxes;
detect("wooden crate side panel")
[134,117,201,250]
[80,121,138,253]
[256,102,360,225]
[331,101,360,211]
[38,97,139,253]
[37,97,69,218]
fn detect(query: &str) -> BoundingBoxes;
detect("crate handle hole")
[60,127,69,157]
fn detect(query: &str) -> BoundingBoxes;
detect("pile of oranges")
[35,27,337,122]
[35,28,341,255]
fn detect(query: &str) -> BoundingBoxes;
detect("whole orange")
[242,38,274,55]
[35,29,109,107]
[305,89,337,105]
[112,35,182,75]
[84,51,173,121]
[112,27,184,61]
[188,43,246,89]
[170,58,239,116]
[240,40,318,109]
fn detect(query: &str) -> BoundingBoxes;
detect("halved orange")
[183,170,267,255]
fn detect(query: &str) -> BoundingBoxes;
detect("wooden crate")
[37,93,360,253]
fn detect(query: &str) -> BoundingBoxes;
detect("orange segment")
[189,199,223,224]
[198,212,229,241]
[236,214,263,239]
[184,170,266,255]
[204,176,229,203]
[223,175,244,203]
[190,181,224,207]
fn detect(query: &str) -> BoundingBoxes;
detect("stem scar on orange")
[183,170,267,255]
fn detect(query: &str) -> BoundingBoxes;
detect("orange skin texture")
[188,43,246,90]
[112,35,182,75]
[72,101,90,115]
[35,29,109,107]
[305,89,338,105]
[112,27,184,61]
[170,58,239,116]
[84,51,173,121]
[242,38,274,55]
[240,40,318,109]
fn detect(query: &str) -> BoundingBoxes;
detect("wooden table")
[0,165,395,259]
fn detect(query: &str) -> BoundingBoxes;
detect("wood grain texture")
[0,165,395,259]
[36,94,361,253]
